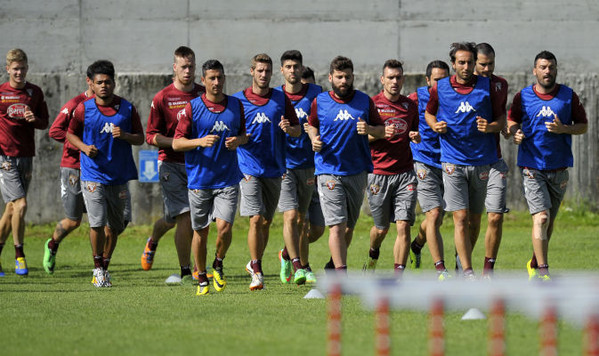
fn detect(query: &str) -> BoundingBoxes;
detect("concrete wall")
[1,0,598,224]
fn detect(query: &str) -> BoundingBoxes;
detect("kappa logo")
[295,108,308,120]
[100,122,114,134]
[401,102,409,110]
[162,173,170,182]
[326,180,336,190]
[537,106,556,118]
[252,113,271,124]
[86,182,97,193]
[151,101,155,109]
[176,109,186,121]
[454,101,476,114]
[445,164,456,175]
[370,184,380,195]
[334,109,356,121]
[417,169,427,180]
[61,107,69,115]
[495,82,502,92]
[211,120,230,133]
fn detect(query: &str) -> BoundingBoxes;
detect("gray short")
[485,159,509,213]
[521,167,568,218]
[159,161,190,223]
[81,181,128,234]
[307,188,325,227]
[189,185,239,231]
[414,161,445,213]
[60,167,85,221]
[0,156,32,203]
[367,171,418,229]
[239,174,282,221]
[278,167,316,214]
[317,171,367,229]
[442,163,490,214]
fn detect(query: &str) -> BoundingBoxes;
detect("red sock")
[48,239,59,254]
[434,260,446,272]
[530,254,538,268]
[281,247,290,261]
[93,255,103,269]
[291,258,302,272]
[484,257,496,272]
[394,264,405,276]
[103,258,111,270]
[251,259,262,274]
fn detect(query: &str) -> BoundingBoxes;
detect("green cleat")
[437,269,452,281]
[526,259,538,281]
[43,238,56,274]
[294,268,306,285]
[278,249,292,284]
[409,249,421,269]
[305,270,317,283]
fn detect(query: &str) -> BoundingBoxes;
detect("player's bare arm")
[112,126,144,145]
[477,114,506,133]
[151,134,174,148]
[425,111,447,133]
[225,133,250,150]
[66,132,98,158]
[545,114,588,135]
[279,115,301,137]
[507,121,524,145]
[307,125,322,152]
[409,130,421,143]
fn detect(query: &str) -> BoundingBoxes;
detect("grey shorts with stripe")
[0,156,32,203]
[414,161,445,213]
[485,158,509,213]
[317,171,367,229]
[367,171,418,230]
[60,167,85,221]
[159,161,190,223]
[239,174,282,221]
[521,167,568,218]
[442,163,490,214]
[278,167,316,214]
[189,185,239,231]
[81,181,128,235]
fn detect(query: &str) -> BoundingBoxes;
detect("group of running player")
[0,41,587,294]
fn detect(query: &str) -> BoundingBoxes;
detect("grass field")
[1,206,597,355]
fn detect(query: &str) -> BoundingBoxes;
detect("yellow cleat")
[196,283,209,296]
[212,268,227,292]
[526,259,538,281]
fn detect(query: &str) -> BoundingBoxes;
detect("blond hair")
[6,48,28,66]
[251,53,272,70]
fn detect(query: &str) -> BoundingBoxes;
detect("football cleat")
[104,270,112,287]
[294,268,306,285]
[437,269,452,281]
[192,265,199,281]
[526,259,538,281]
[140,237,156,271]
[362,257,377,272]
[324,258,335,271]
[196,282,209,296]
[250,272,264,291]
[245,261,255,277]
[15,257,28,276]
[278,249,292,284]
[535,273,552,282]
[92,268,106,287]
[409,249,421,269]
[43,238,56,274]
[305,270,317,284]
[212,268,227,292]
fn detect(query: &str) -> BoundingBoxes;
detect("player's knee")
[534,211,549,226]
[488,212,503,226]
[12,198,27,215]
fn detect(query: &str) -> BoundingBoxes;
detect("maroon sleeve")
[571,92,588,124]
[490,85,507,120]
[368,99,384,125]
[130,106,143,135]
[174,103,193,139]
[284,96,299,125]
[409,101,419,132]
[307,98,319,128]
[507,92,523,124]
[238,102,246,135]
[49,104,71,142]
[425,83,439,115]
[32,87,49,130]
[407,92,418,105]
[67,103,86,137]
[146,92,164,145]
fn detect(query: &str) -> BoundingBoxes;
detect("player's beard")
[332,82,354,99]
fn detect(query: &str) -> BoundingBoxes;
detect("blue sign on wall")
[139,150,159,183]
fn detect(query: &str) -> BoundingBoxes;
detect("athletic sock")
[281,247,290,261]
[530,254,538,268]
[251,259,262,274]
[537,264,549,276]
[324,257,335,269]
[15,244,25,258]
[213,256,223,271]
[411,239,423,254]
[197,271,208,284]
[302,263,312,272]
[48,238,59,255]
[369,247,380,260]
[148,238,158,251]
[181,265,191,277]
[103,258,111,270]
[291,258,302,272]
[434,260,446,272]
[93,255,103,269]
[484,257,496,272]
[335,265,347,271]
[394,264,405,276]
